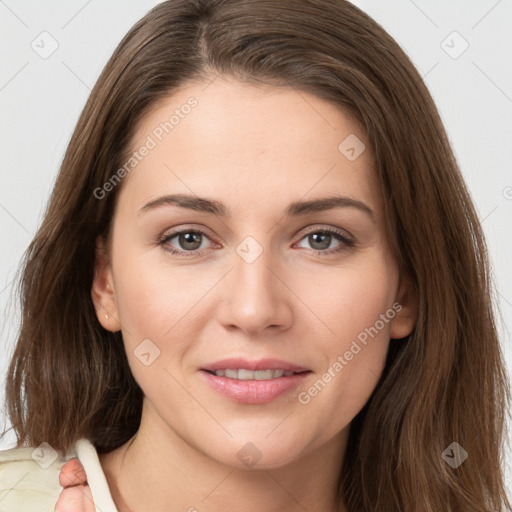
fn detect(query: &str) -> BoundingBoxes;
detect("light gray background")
[1,0,511,490]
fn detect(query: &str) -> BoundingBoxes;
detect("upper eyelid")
[299,224,353,238]
[161,223,353,237]
[160,225,217,243]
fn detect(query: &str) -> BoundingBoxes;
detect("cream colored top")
[0,438,118,511]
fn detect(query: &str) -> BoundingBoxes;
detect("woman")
[1,0,510,511]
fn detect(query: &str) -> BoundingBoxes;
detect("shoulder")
[0,442,73,511]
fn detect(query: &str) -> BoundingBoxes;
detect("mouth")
[201,357,310,375]
[203,368,310,380]
[199,358,312,404]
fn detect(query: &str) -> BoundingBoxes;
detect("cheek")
[112,244,199,335]
[110,245,217,389]
[293,252,398,422]
[298,250,398,346]
[110,254,199,396]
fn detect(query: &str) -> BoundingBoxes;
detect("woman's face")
[93,76,416,469]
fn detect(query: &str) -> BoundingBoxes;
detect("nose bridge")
[219,234,290,333]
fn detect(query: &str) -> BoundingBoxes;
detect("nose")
[217,242,293,336]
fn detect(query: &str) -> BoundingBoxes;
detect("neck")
[99,403,349,512]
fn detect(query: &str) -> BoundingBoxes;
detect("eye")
[159,226,355,258]
[159,228,213,257]
[294,227,355,255]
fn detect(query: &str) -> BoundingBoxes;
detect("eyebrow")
[138,193,375,221]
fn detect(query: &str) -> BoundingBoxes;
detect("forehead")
[115,77,381,220]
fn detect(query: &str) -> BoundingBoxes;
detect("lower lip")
[200,370,311,404]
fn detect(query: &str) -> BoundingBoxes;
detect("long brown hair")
[2,1,510,510]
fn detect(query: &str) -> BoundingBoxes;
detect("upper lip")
[201,358,310,373]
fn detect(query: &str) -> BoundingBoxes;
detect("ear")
[91,236,121,332]
[389,272,418,339]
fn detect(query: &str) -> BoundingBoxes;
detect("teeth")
[213,369,295,380]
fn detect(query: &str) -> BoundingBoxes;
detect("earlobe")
[91,236,120,332]
[390,273,418,339]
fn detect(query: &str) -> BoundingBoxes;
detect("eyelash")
[158,226,356,258]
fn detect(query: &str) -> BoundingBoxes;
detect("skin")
[55,459,93,511]
[85,75,417,512]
